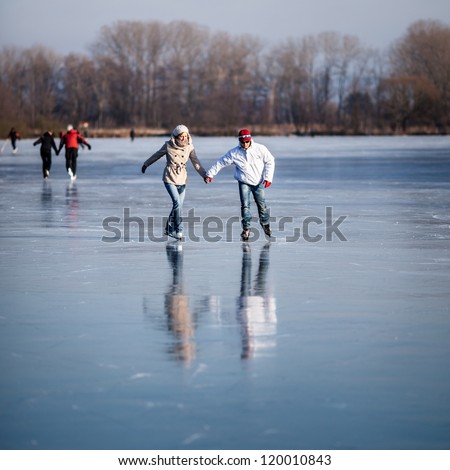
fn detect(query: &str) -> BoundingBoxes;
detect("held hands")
[204,176,213,184]
[263,180,271,188]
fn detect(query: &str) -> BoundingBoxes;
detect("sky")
[0,0,449,55]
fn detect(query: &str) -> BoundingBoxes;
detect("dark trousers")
[65,148,78,175]
[41,150,52,177]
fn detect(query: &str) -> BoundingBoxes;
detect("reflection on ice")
[147,242,278,365]
[40,180,52,206]
[40,181,53,226]
[238,243,277,359]
[65,181,79,228]
[164,242,196,365]
[1,136,450,450]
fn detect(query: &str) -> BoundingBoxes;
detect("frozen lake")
[1,135,450,450]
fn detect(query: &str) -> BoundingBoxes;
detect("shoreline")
[8,124,449,139]
[50,127,450,139]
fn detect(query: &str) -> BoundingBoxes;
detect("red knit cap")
[238,129,252,142]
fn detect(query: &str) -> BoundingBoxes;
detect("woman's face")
[176,132,188,142]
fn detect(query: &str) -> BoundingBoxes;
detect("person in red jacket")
[58,124,92,180]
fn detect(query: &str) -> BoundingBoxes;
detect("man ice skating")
[58,125,92,181]
[33,130,58,179]
[204,129,275,241]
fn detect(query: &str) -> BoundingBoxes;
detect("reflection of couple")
[141,125,275,242]
[39,180,78,229]
[162,242,276,365]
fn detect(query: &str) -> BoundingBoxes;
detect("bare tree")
[379,75,440,132]
[23,47,61,128]
[198,32,263,131]
[268,36,318,133]
[162,21,210,126]
[58,53,99,127]
[0,46,60,129]
[1,19,448,135]
[91,20,169,127]
[390,20,450,129]
[0,47,27,127]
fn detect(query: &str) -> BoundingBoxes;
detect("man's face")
[240,139,251,149]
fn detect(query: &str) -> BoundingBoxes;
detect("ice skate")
[166,231,182,240]
[262,224,272,237]
[241,229,251,241]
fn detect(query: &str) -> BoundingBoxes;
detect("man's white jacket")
[206,141,275,186]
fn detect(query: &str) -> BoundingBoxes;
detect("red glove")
[204,176,213,184]
[263,180,271,188]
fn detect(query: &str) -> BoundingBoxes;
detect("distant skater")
[58,125,92,181]
[33,130,58,179]
[130,128,135,142]
[205,129,275,241]
[141,124,207,240]
[2,127,21,154]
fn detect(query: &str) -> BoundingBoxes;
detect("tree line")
[1,19,449,137]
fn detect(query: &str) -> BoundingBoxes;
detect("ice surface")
[1,136,450,449]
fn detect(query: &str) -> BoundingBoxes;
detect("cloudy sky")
[1,0,449,54]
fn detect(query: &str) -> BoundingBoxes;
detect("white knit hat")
[172,124,189,137]
[67,124,73,131]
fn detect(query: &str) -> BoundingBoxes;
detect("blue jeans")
[238,181,270,230]
[164,182,186,234]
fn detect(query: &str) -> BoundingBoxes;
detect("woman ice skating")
[141,124,207,240]
[33,130,58,179]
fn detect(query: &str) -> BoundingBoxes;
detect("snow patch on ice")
[129,372,152,380]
